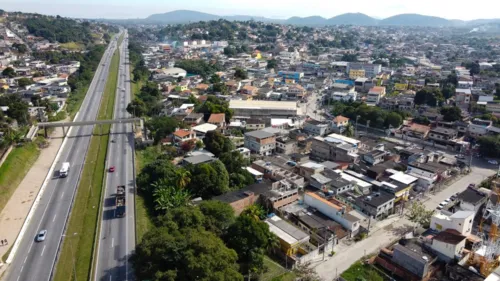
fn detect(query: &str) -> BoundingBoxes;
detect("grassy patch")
[259,256,295,281]
[341,261,385,281]
[66,85,89,120]
[0,143,40,214]
[130,64,144,98]
[59,42,85,51]
[134,146,159,243]
[53,47,120,281]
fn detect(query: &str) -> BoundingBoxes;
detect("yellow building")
[349,69,365,79]
[394,83,409,91]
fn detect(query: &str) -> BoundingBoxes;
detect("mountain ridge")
[114,10,500,27]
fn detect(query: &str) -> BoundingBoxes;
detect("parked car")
[489,160,498,165]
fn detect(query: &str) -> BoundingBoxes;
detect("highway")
[94,30,136,281]
[4,33,122,281]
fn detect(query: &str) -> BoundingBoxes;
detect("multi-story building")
[366,86,386,105]
[428,127,458,145]
[349,69,365,79]
[310,134,359,163]
[244,130,276,155]
[277,71,304,83]
[348,63,382,78]
[304,119,329,136]
[286,84,306,100]
[330,115,350,134]
[355,191,395,219]
[430,210,474,236]
[330,91,357,102]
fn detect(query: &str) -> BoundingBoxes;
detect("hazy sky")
[2,0,499,20]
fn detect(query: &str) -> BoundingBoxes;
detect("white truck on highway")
[59,162,70,178]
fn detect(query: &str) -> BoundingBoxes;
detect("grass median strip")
[53,47,120,281]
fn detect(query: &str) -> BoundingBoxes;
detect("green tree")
[224,214,276,270]
[2,67,16,78]
[440,106,462,122]
[234,68,248,80]
[126,99,147,117]
[137,157,178,191]
[197,95,234,121]
[343,123,355,137]
[132,227,243,281]
[266,59,277,70]
[187,160,230,198]
[477,135,500,158]
[12,43,28,54]
[293,263,323,281]
[442,85,455,99]
[17,77,35,87]
[203,130,234,157]
[406,202,434,228]
[385,112,403,128]
[414,88,444,107]
[199,200,235,236]
[413,116,430,125]
[240,205,266,221]
[146,116,180,142]
[174,169,191,189]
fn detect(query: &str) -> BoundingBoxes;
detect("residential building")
[366,86,387,105]
[348,63,382,78]
[330,91,357,102]
[298,162,325,181]
[376,239,438,281]
[430,210,474,236]
[328,177,354,195]
[330,115,349,134]
[457,187,487,213]
[304,192,361,235]
[214,181,299,215]
[397,123,431,140]
[183,113,204,125]
[355,191,395,219]
[207,113,226,128]
[286,84,306,100]
[310,134,359,163]
[173,129,196,144]
[362,149,387,166]
[265,215,320,265]
[349,69,365,79]
[244,130,276,155]
[182,154,215,166]
[430,229,466,262]
[251,160,305,188]
[455,88,472,104]
[428,127,458,143]
[192,123,218,139]
[245,118,266,130]
[241,85,258,96]
[277,71,303,83]
[304,119,329,136]
[276,136,297,154]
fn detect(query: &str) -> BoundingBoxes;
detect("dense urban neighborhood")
[2,6,500,281]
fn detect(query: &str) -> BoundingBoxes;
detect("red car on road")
[109,166,115,173]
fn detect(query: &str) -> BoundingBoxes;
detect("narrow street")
[314,161,496,280]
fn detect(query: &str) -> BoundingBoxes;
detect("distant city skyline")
[2,0,500,21]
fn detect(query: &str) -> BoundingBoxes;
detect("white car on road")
[489,160,498,165]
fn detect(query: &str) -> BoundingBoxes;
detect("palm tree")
[175,169,191,189]
[343,123,355,137]
[241,204,265,221]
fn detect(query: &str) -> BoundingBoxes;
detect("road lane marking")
[111,237,114,248]
[60,190,65,199]
[24,256,28,264]
[28,242,33,253]
[52,215,57,222]
[41,245,46,256]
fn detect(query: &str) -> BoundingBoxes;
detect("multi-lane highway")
[94,31,136,281]
[4,33,122,281]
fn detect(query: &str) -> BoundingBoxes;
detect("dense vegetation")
[24,16,93,44]
[331,100,409,129]
[175,60,224,79]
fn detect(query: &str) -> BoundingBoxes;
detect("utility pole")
[355,115,360,137]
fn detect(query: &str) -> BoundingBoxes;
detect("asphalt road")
[94,31,136,281]
[4,33,122,281]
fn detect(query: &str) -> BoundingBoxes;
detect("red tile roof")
[173,130,191,138]
[333,115,349,123]
[208,113,225,124]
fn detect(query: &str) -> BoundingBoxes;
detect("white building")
[430,229,466,262]
[430,211,474,236]
[331,91,357,102]
[229,100,302,119]
[304,192,360,235]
